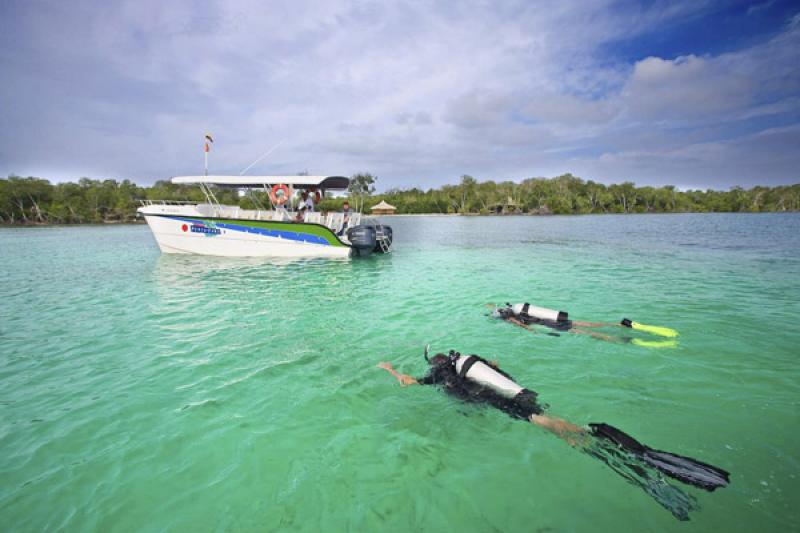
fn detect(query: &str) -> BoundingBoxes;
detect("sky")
[1,0,798,191]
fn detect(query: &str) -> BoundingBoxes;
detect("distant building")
[371,200,397,215]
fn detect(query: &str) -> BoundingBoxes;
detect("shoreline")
[1,211,797,228]
[0,220,147,228]
[383,210,800,217]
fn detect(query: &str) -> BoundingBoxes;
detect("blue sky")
[1,0,798,190]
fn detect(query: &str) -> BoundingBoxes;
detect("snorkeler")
[378,348,729,521]
[490,302,678,346]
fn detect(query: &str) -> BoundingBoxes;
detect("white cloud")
[622,55,755,121]
[618,18,800,126]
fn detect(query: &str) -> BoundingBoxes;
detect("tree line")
[1,173,798,224]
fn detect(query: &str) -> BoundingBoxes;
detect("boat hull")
[142,214,352,258]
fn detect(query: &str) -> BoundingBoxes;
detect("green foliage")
[367,174,800,216]
[0,173,798,225]
[348,172,377,212]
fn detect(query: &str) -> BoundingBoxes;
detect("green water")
[1,214,799,531]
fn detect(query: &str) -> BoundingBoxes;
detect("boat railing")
[326,212,344,233]
[272,209,291,222]
[216,206,241,219]
[304,212,323,224]
[140,200,357,233]
[138,199,198,206]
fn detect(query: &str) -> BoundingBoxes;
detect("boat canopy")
[171,175,350,189]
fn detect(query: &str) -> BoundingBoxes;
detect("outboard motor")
[347,225,377,257]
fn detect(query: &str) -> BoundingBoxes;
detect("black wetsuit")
[417,355,545,420]
[520,315,573,331]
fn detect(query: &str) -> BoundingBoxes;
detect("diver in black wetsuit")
[490,303,678,347]
[491,304,621,340]
[378,350,730,521]
[412,353,545,420]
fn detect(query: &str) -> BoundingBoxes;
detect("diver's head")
[428,354,449,367]
[492,306,512,319]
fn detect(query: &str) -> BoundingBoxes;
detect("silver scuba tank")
[453,354,523,399]
[511,303,568,323]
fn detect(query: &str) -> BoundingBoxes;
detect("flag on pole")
[204,133,214,152]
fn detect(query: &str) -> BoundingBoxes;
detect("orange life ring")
[270,184,289,205]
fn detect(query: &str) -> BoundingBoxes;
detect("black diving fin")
[584,443,699,521]
[589,423,730,492]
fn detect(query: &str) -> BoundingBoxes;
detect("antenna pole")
[240,140,284,175]
[203,134,213,176]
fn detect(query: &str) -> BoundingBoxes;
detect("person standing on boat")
[295,191,314,222]
[338,201,353,236]
[305,191,316,212]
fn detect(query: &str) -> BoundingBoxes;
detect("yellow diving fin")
[621,318,678,338]
[632,339,678,349]
[631,321,678,338]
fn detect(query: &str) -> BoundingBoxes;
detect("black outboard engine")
[347,225,377,257]
[347,223,393,257]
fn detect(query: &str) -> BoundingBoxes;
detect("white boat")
[137,175,393,258]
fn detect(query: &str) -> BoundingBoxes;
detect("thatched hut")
[370,200,397,215]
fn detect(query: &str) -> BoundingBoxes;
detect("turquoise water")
[1,214,799,531]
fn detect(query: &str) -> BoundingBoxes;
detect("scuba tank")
[423,347,545,417]
[453,353,523,399]
[425,346,523,398]
[427,347,524,399]
[510,303,568,323]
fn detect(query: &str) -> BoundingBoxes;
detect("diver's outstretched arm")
[377,362,419,386]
